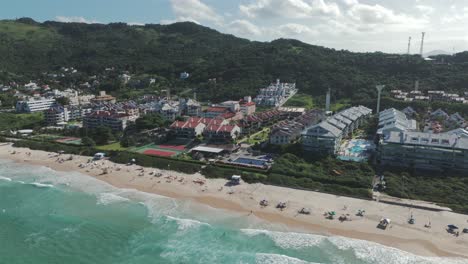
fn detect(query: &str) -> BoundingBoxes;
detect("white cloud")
[278,23,316,36]
[345,2,428,32]
[415,5,434,15]
[228,20,262,36]
[170,0,222,25]
[55,16,100,24]
[441,7,468,24]
[240,0,340,19]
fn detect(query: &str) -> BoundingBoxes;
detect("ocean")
[0,159,466,264]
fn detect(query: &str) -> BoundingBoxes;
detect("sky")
[2,0,468,53]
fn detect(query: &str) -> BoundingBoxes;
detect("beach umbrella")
[330,211,336,215]
[448,225,459,229]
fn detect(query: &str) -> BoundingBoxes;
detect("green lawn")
[283,94,314,109]
[95,142,127,151]
[240,127,270,144]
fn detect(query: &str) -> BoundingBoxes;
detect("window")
[441,139,450,145]
[411,137,418,142]
[431,139,439,144]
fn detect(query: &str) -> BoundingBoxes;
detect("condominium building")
[83,110,129,131]
[16,98,56,113]
[185,99,202,116]
[239,96,256,116]
[253,79,298,107]
[90,91,116,104]
[301,106,372,154]
[203,124,241,143]
[378,129,468,171]
[377,108,417,137]
[45,106,69,125]
[170,117,207,138]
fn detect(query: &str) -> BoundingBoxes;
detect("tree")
[89,126,114,145]
[81,136,96,147]
[120,136,136,148]
[55,97,70,106]
[135,113,166,130]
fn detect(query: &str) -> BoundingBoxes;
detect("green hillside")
[1,18,468,102]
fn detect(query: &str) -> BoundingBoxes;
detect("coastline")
[1,144,467,259]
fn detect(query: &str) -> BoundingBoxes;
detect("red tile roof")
[205,107,229,113]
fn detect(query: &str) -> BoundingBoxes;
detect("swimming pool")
[233,158,267,167]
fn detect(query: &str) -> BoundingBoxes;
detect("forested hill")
[1,18,468,101]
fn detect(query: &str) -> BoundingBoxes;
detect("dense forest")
[1,18,468,102]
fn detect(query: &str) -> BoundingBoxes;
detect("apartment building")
[253,79,298,107]
[170,117,207,138]
[16,98,56,113]
[301,106,372,154]
[377,108,417,137]
[378,129,468,171]
[203,124,241,143]
[83,110,129,131]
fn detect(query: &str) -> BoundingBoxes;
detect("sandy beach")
[1,143,468,259]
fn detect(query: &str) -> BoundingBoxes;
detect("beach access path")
[1,143,467,259]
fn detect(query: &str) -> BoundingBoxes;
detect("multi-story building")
[269,110,325,145]
[378,129,468,171]
[203,124,241,143]
[90,91,116,104]
[83,110,129,131]
[16,98,56,113]
[269,120,305,145]
[301,106,372,154]
[160,103,180,121]
[170,117,207,138]
[203,106,231,118]
[185,99,202,116]
[239,96,256,116]
[44,106,69,125]
[253,79,298,107]
[377,108,417,137]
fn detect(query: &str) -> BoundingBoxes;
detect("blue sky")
[2,0,468,53]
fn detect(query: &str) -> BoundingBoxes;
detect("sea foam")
[256,253,320,264]
[97,193,130,205]
[166,215,211,231]
[30,182,54,188]
[241,229,326,249]
[328,236,468,264]
[0,176,12,181]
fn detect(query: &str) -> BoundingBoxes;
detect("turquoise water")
[0,159,466,264]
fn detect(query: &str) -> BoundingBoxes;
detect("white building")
[379,129,468,171]
[253,79,298,107]
[16,98,56,113]
[377,108,417,137]
[302,106,372,154]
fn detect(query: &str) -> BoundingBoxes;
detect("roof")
[303,121,342,138]
[241,102,256,106]
[191,146,224,153]
[384,131,468,150]
[378,108,417,135]
[206,107,229,113]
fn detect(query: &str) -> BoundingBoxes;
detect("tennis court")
[142,149,176,157]
[131,143,186,157]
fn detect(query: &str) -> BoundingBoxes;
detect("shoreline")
[1,144,468,259]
